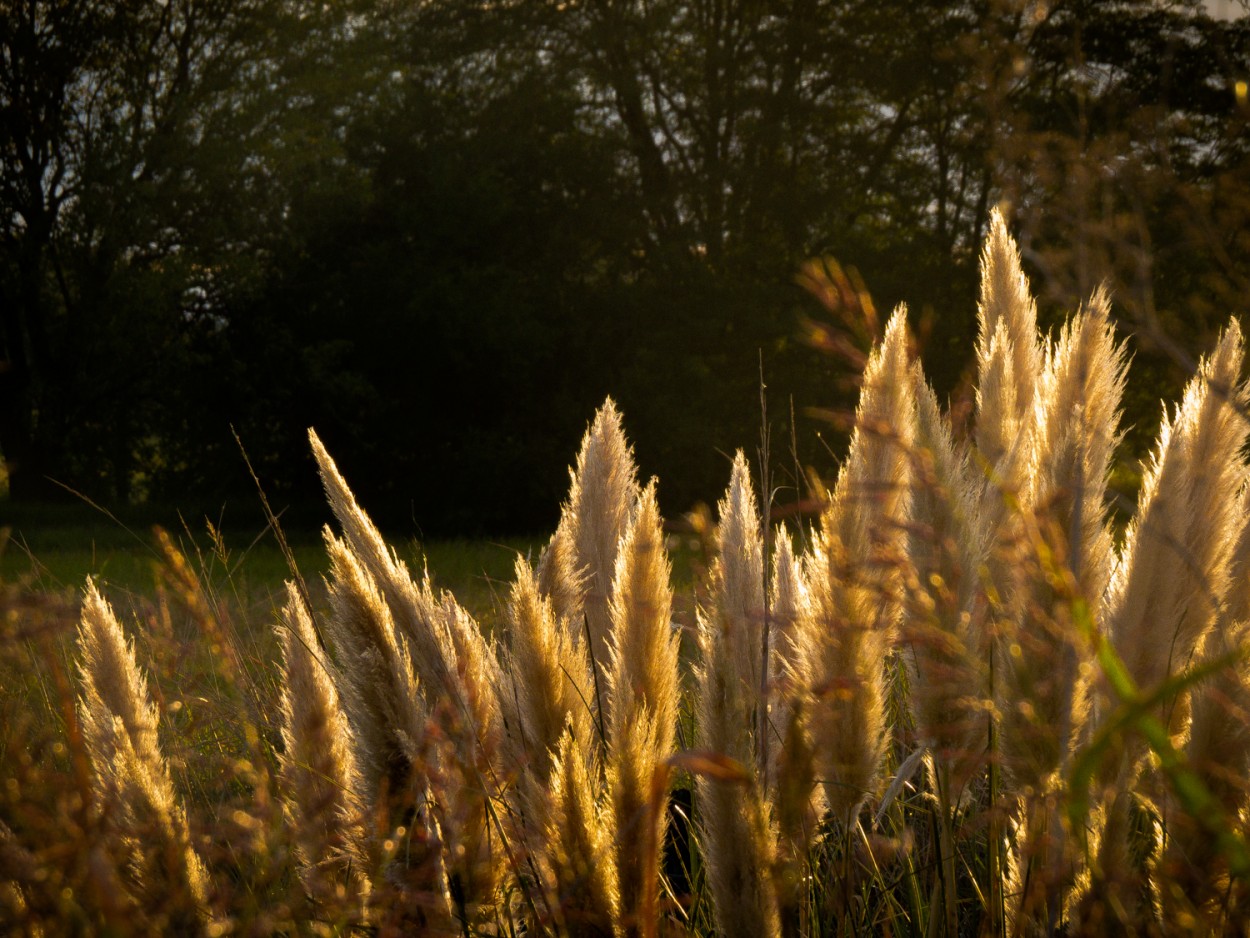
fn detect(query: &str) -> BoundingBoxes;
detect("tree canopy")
[1,0,1247,533]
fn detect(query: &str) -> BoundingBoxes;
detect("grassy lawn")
[0,501,541,631]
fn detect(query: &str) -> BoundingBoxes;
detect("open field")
[0,504,540,627]
[5,217,1250,936]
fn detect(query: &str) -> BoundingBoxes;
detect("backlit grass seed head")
[505,555,596,784]
[276,582,371,910]
[323,530,427,810]
[564,398,641,676]
[997,291,1126,792]
[904,372,988,795]
[695,454,781,938]
[703,451,766,719]
[1107,319,1248,713]
[544,727,622,937]
[311,430,507,915]
[978,206,1041,431]
[605,480,679,925]
[976,319,1024,485]
[537,512,587,633]
[76,581,209,921]
[766,526,808,796]
[311,429,503,758]
[607,480,679,748]
[1163,490,1250,917]
[806,305,913,823]
[1029,287,1127,611]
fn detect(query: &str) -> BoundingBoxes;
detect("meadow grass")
[4,211,1250,936]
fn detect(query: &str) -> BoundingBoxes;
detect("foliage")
[6,217,1250,935]
[2,1,1247,530]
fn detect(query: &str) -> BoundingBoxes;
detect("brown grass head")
[605,480,679,927]
[1107,318,1248,718]
[562,398,641,680]
[804,305,913,823]
[76,580,209,926]
[505,554,597,784]
[276,581,371,914]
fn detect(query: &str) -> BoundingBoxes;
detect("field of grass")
[5,213,1250,936]
[0,503,539,625]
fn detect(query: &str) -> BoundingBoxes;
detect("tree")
[0,0,356,502]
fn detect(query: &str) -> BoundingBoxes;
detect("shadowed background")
[1,0,1247,537]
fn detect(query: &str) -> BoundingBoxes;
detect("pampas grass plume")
[276,582,371,912]
[805,305,913,823]
[695,452,780,938]
[76,580,209,925]
[605,481,679,927]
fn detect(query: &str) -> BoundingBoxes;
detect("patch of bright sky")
[1204,0,1247,20]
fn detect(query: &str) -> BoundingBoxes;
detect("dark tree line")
[1,0,1247,534]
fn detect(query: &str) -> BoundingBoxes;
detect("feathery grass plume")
[974,211,1043,548]
[561,398,641,682]
[804,305,914,825]
[310,430,507,918]
[605,481,679,930]
[764,525,809,796]
[275,582,371,916]
[537,512,587,632]
[1106,318,1247,728]
[310,430,503,740]
[998,291,1126,792]
[903,370,988,798]
[543,727,622,937]
[321,529,429,815]
[995,294,1128,932]
[506,555,597,784]
[1160,491,1250,928]
[1027,287,1127,615]
[76,580,208,928]
[695,452,781,938]
[976,207,1042,452]
[1079,320,1248,930]
[765,527,820,926]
